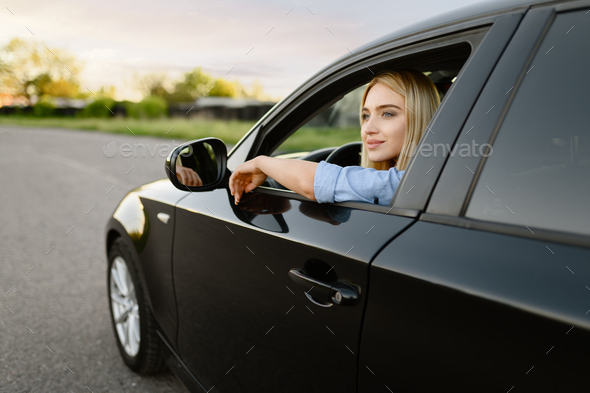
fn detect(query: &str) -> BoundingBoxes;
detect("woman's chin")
[368,155,388,164]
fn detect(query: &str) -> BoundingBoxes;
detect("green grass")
[276,126,361,153]
[0,116,362,152]
[0,116,256,145]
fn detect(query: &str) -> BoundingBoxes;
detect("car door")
[170,14,520,392]
[173,188,414,393]
[359,4,590,392]
[171,99,416,393]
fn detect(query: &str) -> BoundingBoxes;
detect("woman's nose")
[363,118,378,135]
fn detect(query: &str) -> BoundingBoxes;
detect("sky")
[1,0,490,101]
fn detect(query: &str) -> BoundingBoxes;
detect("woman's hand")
[176,166,203,187]
[229,156,269,204]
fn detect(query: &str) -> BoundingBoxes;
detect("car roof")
[359,0,554,51]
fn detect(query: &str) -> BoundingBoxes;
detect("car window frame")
[422,1,590,249]
[244,21,514,217]
[227,125,261,171]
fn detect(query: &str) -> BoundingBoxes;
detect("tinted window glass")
[466,10,590,236]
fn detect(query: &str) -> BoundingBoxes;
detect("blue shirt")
[313,161,405,206]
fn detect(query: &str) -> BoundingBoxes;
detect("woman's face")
[361,82,407,166]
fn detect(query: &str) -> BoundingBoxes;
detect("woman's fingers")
[192,171,201,186]
[176,167,203,187]
[229,174,236,196]
[229,175,240,203]
[229,171,239,195]
[229,170,248,204]
[234,184,244,204]
[176,169,186,185]
[245,183,258,194]
[229,158,266,205]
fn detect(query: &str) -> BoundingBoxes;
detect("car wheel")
[108,237,165,374]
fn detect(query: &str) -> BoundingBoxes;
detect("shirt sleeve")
[313,161,405,206]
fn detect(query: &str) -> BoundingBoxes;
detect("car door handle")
[288,269,359,307]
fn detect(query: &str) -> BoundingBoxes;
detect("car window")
[272,85,366,157]
[255,37,474,213]
[465,9,590,236]
[262,69,458,203]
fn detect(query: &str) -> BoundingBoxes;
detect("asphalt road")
[0,125,226,392]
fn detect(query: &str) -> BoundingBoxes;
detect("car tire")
[107,237,166,374]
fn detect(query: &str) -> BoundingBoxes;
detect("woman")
[229,70,440,206]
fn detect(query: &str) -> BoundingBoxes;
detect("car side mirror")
[165,137,228,192]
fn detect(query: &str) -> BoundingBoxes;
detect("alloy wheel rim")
[110,256,141,357]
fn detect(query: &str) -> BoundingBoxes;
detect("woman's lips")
[367,140,384,149]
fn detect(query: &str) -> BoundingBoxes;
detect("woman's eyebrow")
[362,104,402,111]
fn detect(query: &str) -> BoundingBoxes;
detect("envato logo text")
[103,141,192,158]
[408,141,493,158]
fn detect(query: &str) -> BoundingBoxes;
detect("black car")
[105,0,590,391]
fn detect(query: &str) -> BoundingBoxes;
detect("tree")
[134,72,171,101]
[145,67,270,103]
[209,77,238,97]
[0,38,82,101]
[208,78,270,100]
[42,78,80,98]
[168,67,214,103]
[96,85,117,99]
[126,96,168,119]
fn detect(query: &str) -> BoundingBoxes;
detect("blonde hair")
[359,70,440,171]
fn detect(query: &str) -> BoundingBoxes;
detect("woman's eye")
[383,111,395,117]
[361,113,369,120]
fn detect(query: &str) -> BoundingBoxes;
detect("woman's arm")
[313,161,405,205]
[229,155,318,204]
